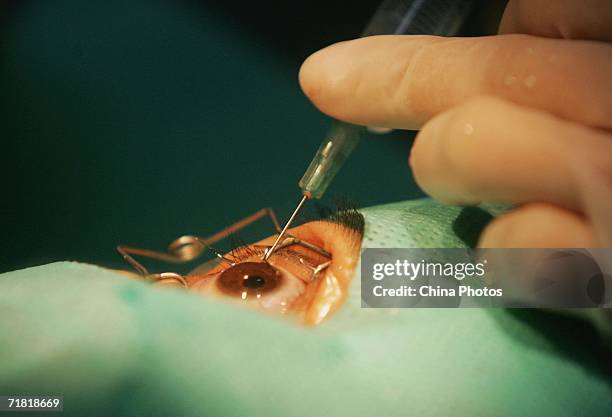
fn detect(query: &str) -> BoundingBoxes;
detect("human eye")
[189,242,331,315]
[187,208,364,325]
[118,206,364,325]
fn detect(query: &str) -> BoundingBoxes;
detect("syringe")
[263,0,476,260]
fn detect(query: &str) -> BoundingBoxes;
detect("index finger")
[299,35,612,130]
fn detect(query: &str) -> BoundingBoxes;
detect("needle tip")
[262,194,309,261]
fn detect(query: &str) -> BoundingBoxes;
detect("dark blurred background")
[1,0,506,273]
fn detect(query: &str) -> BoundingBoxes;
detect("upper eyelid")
[234,246,326,280]
[190,243,328,283]
[268,248,329,282]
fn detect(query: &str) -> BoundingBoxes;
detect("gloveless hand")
[299,0,612,247]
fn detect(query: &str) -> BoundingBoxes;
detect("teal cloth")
[1,199,610,416]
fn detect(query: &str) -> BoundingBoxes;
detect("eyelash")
[303,199,365,235]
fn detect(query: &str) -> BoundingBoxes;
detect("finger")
[478,203,595,247]
[409,96,612,211]
[573,156,612,247]
[499,0,612,42]
[299,35,612,129]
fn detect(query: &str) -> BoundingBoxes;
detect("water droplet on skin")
[525,75,537,88]
[463,123,474,135]
[504,75,518,86]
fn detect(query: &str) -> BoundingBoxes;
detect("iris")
[217,262,280,299]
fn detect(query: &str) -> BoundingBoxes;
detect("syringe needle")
[263,122,363,262]
[263,193,309,261]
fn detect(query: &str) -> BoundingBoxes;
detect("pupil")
[216,262,279,298]
[243,275,265,289]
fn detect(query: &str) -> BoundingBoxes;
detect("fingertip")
[477,215,509,248]
[478,204,595,248]
[410,110,480,205]
[409,113,444,195]
[298,49,323,101]
[298,40,353,112]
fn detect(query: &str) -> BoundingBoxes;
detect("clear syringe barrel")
[298,121,366,199]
